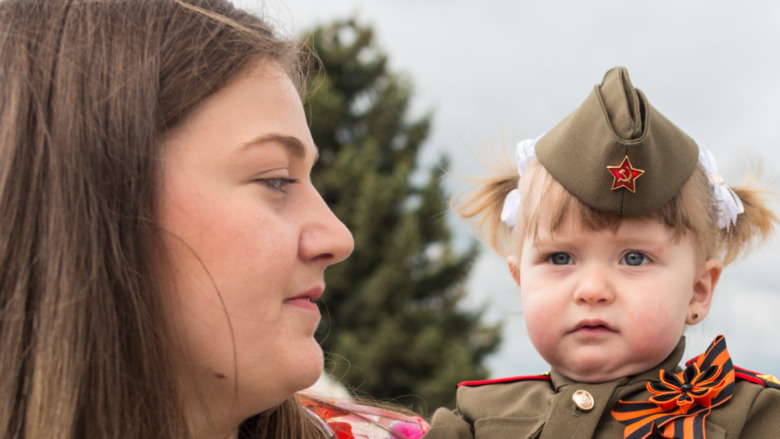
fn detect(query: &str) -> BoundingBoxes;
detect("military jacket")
[425,338,780,438]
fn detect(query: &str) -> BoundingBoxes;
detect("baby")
[424,67,780,438]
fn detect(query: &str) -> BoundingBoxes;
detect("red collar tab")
[457,373,551,388]
[733,366,780,390]
[612,335,734,439]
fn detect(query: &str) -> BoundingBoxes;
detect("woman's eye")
[548,253,573,265]
[258,177,299,193]
[621,251,648,266]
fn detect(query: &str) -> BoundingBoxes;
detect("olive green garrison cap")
[534,66,699,216]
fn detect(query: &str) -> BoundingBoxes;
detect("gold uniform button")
[572,389,594,411]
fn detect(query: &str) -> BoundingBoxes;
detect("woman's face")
[157,64,353,427]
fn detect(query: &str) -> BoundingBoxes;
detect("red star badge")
[607,156,645,193]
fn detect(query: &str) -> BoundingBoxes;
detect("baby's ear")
[688,258,723,323]
[507,255,521,287]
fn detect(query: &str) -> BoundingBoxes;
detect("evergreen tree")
[305,19,501,414]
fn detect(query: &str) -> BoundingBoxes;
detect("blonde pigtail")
[718,183,779,265]
[452,160,520,257]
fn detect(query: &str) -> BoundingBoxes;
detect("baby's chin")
[559,369,627,383]
[553,359,658,383]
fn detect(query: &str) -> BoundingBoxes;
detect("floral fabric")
[301,397,430,439]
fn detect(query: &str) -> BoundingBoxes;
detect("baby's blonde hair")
[455,153,777,265]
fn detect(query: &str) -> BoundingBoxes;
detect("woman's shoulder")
[300,396,430,439]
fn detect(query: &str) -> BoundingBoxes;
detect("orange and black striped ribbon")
[611,335,734,439]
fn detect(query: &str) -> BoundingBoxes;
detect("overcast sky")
[246,0,780,379]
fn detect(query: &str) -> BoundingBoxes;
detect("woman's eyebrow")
[237,134,309,158]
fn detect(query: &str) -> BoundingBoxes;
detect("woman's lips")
[284,286,323,313]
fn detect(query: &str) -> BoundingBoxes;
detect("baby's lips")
[571,318,615,332]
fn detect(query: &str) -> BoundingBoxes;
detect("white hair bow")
[698,147,744,230]
[500,135,540,227]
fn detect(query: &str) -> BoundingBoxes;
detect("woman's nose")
[298,188,354,265]
[573,264,615,305]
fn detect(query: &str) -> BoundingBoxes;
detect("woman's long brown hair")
[0,0,324,437]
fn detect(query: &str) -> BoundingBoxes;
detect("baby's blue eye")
[548,253,572,265]
[621,251,647,266]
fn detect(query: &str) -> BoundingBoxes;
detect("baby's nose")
[573,267,615,304]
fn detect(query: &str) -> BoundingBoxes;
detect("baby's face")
[508,213,720,383]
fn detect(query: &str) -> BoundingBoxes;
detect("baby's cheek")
[521,289,564,351]
[632,319,684,362]
[523,312,557,355]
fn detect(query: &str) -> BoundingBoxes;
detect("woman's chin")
[295,341,326,390]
